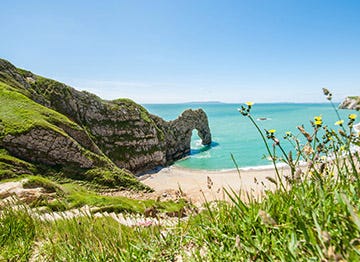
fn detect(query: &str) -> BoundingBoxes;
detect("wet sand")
[141,165,291,205]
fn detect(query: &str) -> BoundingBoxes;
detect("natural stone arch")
[159,109,212,163]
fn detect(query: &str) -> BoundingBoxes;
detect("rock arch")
[157,109,212,163]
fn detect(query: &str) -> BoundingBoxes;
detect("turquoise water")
[143,103,356,170]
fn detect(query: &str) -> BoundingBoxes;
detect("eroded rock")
[339,96,360,111]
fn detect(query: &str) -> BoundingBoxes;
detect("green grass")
[38,215,184,261]
[182,176,360,261]
[0,175,186,214]
[3,168,359,261]
[0,81,82,138]
[60,182,186,213]
[0,207,36,261]
[0,149,35,179]
[23,175,63,194]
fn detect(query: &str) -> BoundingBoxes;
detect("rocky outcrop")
[339,96,360,111]
[2,127,95,168]
[0,58,212,182]
[153,109,211,163]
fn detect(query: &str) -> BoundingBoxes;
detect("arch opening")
[190,129,211,155]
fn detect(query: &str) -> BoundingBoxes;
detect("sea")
[143,103,357,171]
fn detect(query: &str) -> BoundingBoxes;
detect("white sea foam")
[193,152,211,159]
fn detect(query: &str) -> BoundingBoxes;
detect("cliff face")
[0,58,211,188]
[339,96,360,111]
[152,109,211,163]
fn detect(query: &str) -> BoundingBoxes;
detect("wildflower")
[314,116,322,127]
[238,102,254,116]
[238,106,249,116]
[314,120,322,126]
[284,131,292,139]
[266,129,278,143]
[349,114,357,120]
[268,129,276,134]
[314,116,322,122]
[335,120,344,126]
[348,113,357,127]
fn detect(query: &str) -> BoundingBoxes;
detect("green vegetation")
[0,149,35,178]
[83,167,151,191]
[1,58,359,259]
[1,89,359,260]
[0,207,35,261]
[0,81,81,138]
[1,175,185,214]
[60,182,186,213]
[23,175,63,194]
[38,215,182,261]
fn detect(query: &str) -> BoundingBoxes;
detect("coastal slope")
[0,58,211,189]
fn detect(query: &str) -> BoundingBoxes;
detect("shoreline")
[140,121,359,205]
[141,164,291,206]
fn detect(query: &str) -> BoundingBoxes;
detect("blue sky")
[1,0,359,103]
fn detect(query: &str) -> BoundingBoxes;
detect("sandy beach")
[140,165,292,205]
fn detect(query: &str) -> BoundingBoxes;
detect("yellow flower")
[245,102,254,106]
[335,120,344,126]
[349,114,357,120]
[314,120,322,126]
[314,116,322,122]
[268,129,276,134]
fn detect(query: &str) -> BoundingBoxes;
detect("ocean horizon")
[144,102,357,171]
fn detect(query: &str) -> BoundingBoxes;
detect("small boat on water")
[257,117,269,121]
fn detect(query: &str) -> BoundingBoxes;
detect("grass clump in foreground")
[1,89,360,261]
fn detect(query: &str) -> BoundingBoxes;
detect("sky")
[1,0,359,104]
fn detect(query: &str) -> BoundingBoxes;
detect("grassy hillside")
[0,80,148,191]
[0,82,81,138]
